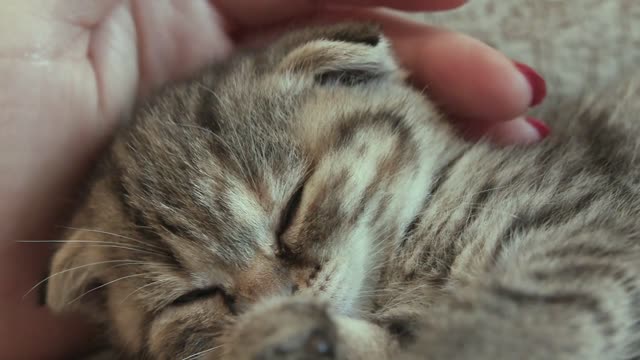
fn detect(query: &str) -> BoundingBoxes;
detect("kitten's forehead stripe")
[333,111,412,152]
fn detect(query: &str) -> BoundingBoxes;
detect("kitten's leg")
[398,228,640,360]
[220,296,394,360]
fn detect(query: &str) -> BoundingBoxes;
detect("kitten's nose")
[275,280,299,296]
[235,257,302,304]
[280,281,300,296]
[290,283,300,294]
[234,279,301,313]
[231,282,299,315]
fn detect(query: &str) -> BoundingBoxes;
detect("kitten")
[45,23,640,360]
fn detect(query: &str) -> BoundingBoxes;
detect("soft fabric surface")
[421,0,639,98]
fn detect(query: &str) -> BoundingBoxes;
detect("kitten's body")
[46,24,640,359]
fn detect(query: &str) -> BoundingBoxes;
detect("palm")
[68,1,233,124]
[0,1,233,357]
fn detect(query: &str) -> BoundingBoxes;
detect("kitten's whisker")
[18,240,165,257]
[356,287,406,296]
[374,283,432,313]
[68,272,162,305]
[57,226,167,251]
[196,83,216,96]
[110,261,178,270]
[181,344,223,360]
[22,259,141,299]
[119,278,173,305]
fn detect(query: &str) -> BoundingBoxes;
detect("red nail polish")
[526,116,550,138]
[514,61,547,107]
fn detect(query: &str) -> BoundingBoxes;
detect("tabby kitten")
[45,23,640,360]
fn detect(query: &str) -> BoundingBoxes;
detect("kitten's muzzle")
[233,278,300,313]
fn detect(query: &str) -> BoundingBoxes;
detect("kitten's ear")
[46,229,105,315]
[277,23,403,85]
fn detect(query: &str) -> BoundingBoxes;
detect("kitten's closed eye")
[169,287,240,317]
[170,286,224,307]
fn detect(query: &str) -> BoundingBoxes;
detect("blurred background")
[418,0,639,100]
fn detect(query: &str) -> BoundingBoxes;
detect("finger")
[212,0,467,31]
[484,116,551,145]
[397,33,532,123]
[129,0,233,94]
[320,8,543,124]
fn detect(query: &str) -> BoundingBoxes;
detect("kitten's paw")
[223,297,338,360]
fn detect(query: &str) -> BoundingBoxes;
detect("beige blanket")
[420,0,640,98]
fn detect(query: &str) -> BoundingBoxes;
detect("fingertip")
[513,61,547,107]
[321,10,540,125]
[485,116,550,145]
[524,116,550,138]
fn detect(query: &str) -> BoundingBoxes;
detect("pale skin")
[0,0,547,358]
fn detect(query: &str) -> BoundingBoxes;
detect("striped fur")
[46,24,640,360]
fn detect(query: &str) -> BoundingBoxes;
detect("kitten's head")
[46,23,452,358]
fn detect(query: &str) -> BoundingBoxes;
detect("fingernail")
[514,61,547,107]
[525,116,550,138]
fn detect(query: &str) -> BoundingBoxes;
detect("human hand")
[0,1,546,358]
